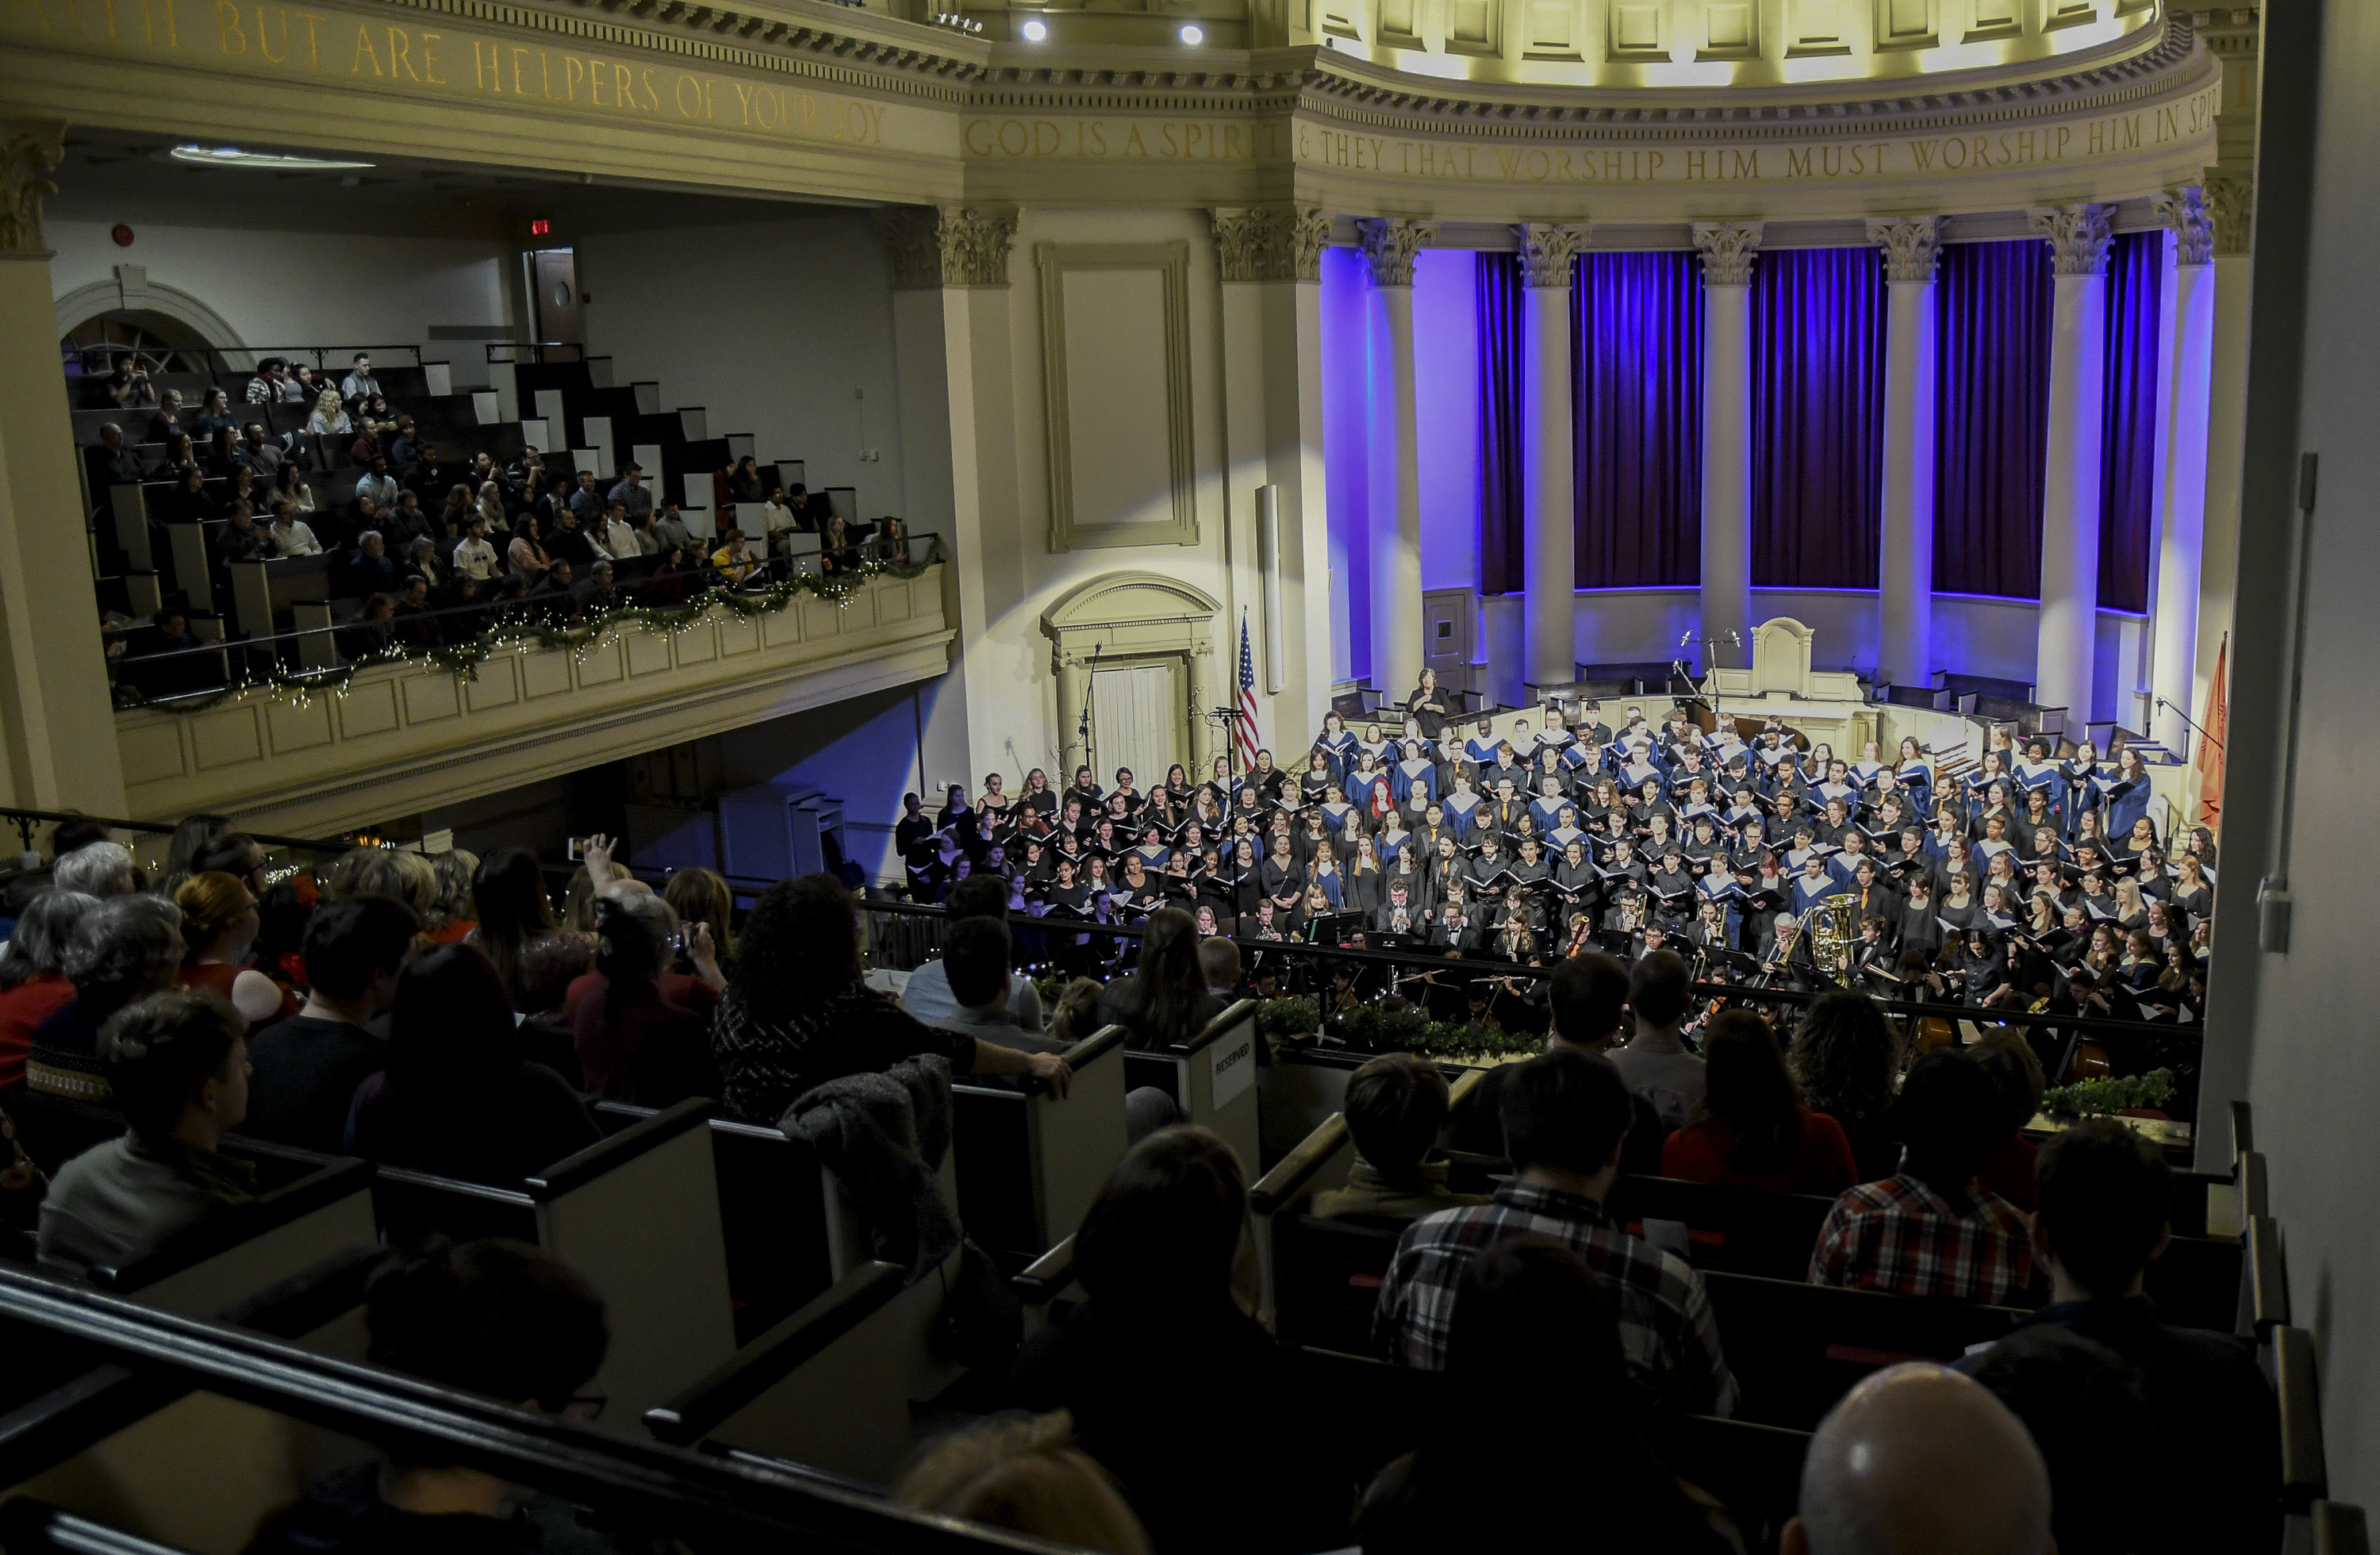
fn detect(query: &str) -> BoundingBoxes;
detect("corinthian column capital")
[0,122,66,257]
[1512,222,1587,289]
[1691,221,1764,287]
[1865,215,1947,284]
[2153,185,2216,267]
[1357,217,1434,289]
[2029,202,2115,278]
[1211,204,1332,283]
[885,205,1019,290]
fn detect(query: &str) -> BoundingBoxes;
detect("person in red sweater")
[0,891,100,1089]
[1662,1011,1857,1196]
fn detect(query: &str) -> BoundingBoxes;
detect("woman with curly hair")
[711,874,1070,1124]
[1785,989,1904,1184]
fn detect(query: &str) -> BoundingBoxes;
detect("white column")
[2150,188,2217,754]
[0,124,126,813]
[2029,203,2113,720]
[1359,218,1431,698]
[1517,224,1585,691]
[1692,223,1761,673]
[1868,217,1944,691]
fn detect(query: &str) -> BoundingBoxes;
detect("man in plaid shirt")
[1373,1047,1738,1417]
[1810,1050,2036,1304]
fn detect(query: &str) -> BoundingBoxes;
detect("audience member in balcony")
[547,506,604,570]
[758,487,798,555]
[194,387,238,440]
[347,943,601,1184]
[466,479,505,538]
[145,432,195,484]
[36,989,256,1280]
[240,894,418,1155]
[607,464,654,520]
[451,516,498,581]
[271,461,317,518]
[535,473,574,528]
[89,423,146,492]
[468,848,592,1017]
[502,446,541,497]
[304,388,351,468]
[340,352,382,403]
[125,611,220,701]
[248,1238,611,1555]
[1313,1052,1486,1223]
[221,463,260,515]
[90,353,157,409]
[819,512,859,574]
[146,387,186,445]
[0,890,99,1088]
[505,511,551,579]
[399,535,445,593]
[1810,1049,2035,1304]
[713,874,1071,1124]
[337,594,397,661]
[728,455,766,504]
[709,528,760,589]
[391,577,443,649]
[581,559,620,616]
[29,894,186,1101]
[873,514,910,565]
[1787,990,1904,1183]
[244,357,288,404]
[290,363,332,405]
[1009,1126,1348,1555]
[572,897,716,1107]
[1358,1238,1741,1555]
[172,871,297,1026]
[56,835,136,899]
[649,499,693,555]
[347,421,383,471]
[403,442,454,505]
[599,501,639,562]
[1782,1363,2052,1555]
[530,561,580,624]
[343,532,401,598]
[241,422,284,482]
[1660,1011,1857,1196]
[156,463,214,524]
[353,455,401,514]
[383,491,438,552]
[386,414,420,470]
[434,482,474,538]
[211,502,271,569]
[562,469,603,525]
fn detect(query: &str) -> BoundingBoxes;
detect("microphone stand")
[1077,641,1102,781]
[2153,697,2224,751]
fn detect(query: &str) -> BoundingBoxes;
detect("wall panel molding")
[1035,240,1199,552]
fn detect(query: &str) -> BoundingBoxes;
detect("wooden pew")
[1011,1232,1075,1340]
[643,1260,919,1486]
[2239,1213,2290,1339]
[98,1158,379,1341]
[1702,1270,2025,1430]
[1134,1000,1261,1173]
[950,1023,1132,1265]
[1606,1175,1838,1282]
[2141,1230,2244,1334]
[2273,1325,2328,1515]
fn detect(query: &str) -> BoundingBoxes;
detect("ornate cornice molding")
[1212,205,1330,283]
[1865,215,1945,284]
[2203,171,2253,258]
[0,121,63,257]
[1357,217,1433,288]
[885,205,1017,289]
[1288,13,2202,141]
[2153,184,2215,267]
[1691,221,1762,286]
[1514,223,1587,289]
[2029,202,2114,277]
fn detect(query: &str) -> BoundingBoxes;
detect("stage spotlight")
[1021,16,1047,38]
[1179,22,1203,42]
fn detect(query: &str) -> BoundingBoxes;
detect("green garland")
[2040,1067,2178,1119]
[115,543,943,716]
[1261,996,1542,1064]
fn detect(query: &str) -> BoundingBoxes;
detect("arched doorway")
[58,309,217,382]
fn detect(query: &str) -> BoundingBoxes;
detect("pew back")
[951,1023,1131,1263]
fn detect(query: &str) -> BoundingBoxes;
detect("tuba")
[1807,893,1861,984]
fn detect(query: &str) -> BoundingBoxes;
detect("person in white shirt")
[266,500,321,557]
[339,352,381,402]
[353,457,401,513]
[452,516,498,581]
[601,505,639,562]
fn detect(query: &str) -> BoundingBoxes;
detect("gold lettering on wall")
[0,0,896,150]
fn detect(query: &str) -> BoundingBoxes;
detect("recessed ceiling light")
[1178,21,1203,42]
[1020,16,1047,39]
[169,144,375,171]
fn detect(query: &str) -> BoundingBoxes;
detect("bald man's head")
[1783,1364,2054,1555]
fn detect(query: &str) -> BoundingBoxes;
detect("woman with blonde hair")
[427,848,481,943]
[303,386,351,470]
[662,866,735,969]
[897,1411,1150,1555]
[476,478,509,535]
[173,870,298,1023]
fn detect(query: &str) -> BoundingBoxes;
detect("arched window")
[59,310,215,380]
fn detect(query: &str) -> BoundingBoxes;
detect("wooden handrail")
[643,1261,905,1448]
[1175,998,1257,1057]
[1248,1113,1349,1216]
[2241,1214,2289,1337]
[95,1158,375,1294]
[2274,1325,2328,1513]
[1012,1234,1074,1304]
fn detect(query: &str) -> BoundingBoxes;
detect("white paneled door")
[1090,663,1178,792]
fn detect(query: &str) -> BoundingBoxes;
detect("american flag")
[1234,612,1261,771]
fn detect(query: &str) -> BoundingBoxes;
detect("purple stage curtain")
[1574,251,1704,588]
[1933,238,2053,597]
[1475,251,1527,597]
[1750,247,1888,588]
[2097,230,2163,612]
